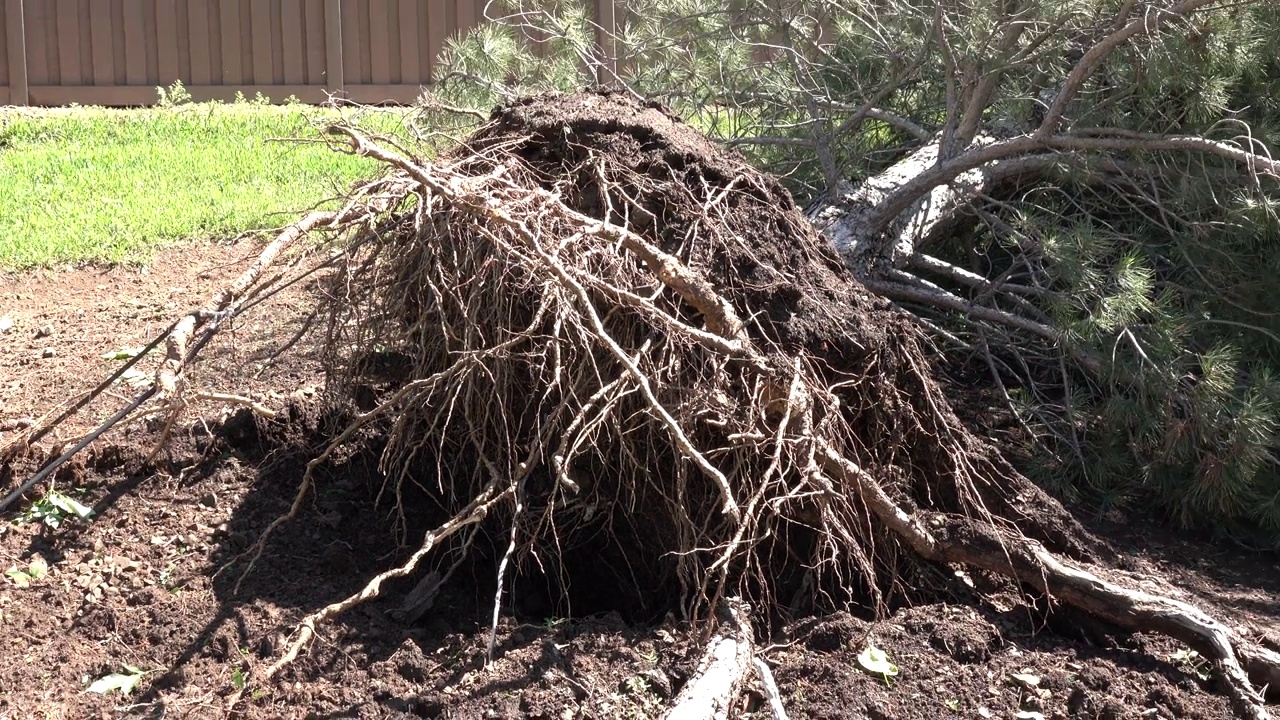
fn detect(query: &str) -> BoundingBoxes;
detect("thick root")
[664,599,757,720]
[819,442,1277,720]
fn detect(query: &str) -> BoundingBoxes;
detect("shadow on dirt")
[3,402,1262,718]
[118,401,686,712]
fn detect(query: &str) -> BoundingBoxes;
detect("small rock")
[0,316,12,333]
[41,347,56,359]
[1010,672,1041,689]
[642,668,672,698]
[35,325,54,339]
[199,492,218,508]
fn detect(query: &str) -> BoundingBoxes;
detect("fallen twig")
[3,197,379,513]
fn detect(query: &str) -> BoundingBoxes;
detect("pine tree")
[431,0,1280,546]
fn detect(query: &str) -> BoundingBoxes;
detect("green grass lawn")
[0,99,409,268]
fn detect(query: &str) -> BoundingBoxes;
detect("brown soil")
[0,266,1276,717]
[1,95,1277,718]
[0,240,324,440]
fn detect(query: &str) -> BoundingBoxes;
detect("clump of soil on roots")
[34,90,1270,716]
[308,90,1081,626]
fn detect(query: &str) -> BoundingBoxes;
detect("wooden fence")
[1,1,619,106]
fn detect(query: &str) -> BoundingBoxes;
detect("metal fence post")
[5,0,28,106]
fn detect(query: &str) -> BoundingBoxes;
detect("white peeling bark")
[808,134,1057,277]
[663,599,755,720]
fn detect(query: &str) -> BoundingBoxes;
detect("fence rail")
[1,1,617,106]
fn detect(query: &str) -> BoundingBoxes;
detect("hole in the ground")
[211,405,687,624]
[210,403,871,628]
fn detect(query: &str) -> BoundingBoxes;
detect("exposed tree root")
[235,94,1274,718]
[664,599,756,720]
[258,481,513,683]
[816,442,1276,719]
[13,91,1275,718]
[753,656,790,720]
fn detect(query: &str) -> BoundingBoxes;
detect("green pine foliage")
[431,1,1280,546]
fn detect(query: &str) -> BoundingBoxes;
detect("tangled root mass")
[322,90,1092,623]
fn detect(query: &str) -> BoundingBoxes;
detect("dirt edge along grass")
[0,91,410,269]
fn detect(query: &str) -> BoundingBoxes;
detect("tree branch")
[859,107,933,142]
[1048,133,1280,178]
[862,272,1104,375]
[864,127,1277,241]
[954,3,1030,150]
[1036,0,1223,137]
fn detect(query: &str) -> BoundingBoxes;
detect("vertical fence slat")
[355,0,369,84]
[386,0,401,84]
[339,0,357,84]
[324,0,342,94]
[416,0,430,83]
[369,0,389,84]
[77,0,92,82]
[455,0,475,36]
[156,0,179,83]
[305,0,324,85]
[175,0,189,81]
[398,0,418,85]
[426,0,445,80]
[282,0,303,83]
[270,0,284,84]
[188,0,211,84]
[56,0,81,84]
[4,0,26,103]
[143,0,158,84]
[110,0,125,84]
[122,0,145,84]
[24,1,49,85]
[251,0,272,84]
[42,0,59,84]
[89,0,112,85]
[0,3,9,90]
[238,0,251,83]
[220,0,241,83]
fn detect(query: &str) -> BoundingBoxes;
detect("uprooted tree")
[3,2,1280,719]
[9,89,1278,718]
[439,0,1280,547]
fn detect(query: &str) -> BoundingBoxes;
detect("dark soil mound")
[463,91,888,361]
[315,89,1090,623]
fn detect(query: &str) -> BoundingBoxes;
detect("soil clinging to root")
[307,89,1092,623]
[5,90,1276,718]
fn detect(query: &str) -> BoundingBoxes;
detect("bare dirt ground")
[1,241,1278,719]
